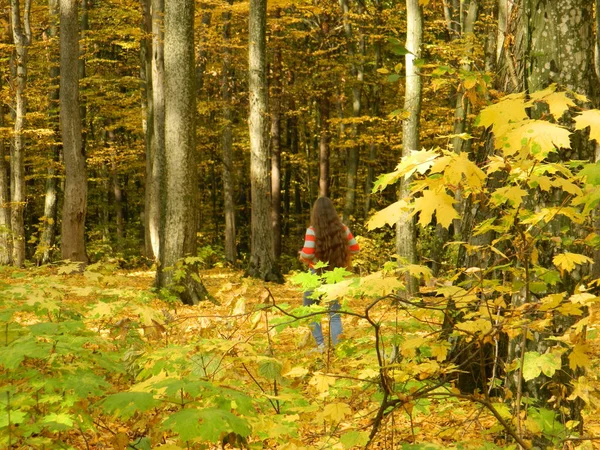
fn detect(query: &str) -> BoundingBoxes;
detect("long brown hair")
[310,197,349,269]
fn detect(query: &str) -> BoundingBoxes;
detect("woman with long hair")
[299,197,359,351]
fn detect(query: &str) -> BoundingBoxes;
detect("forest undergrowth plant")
[367,85,600,448]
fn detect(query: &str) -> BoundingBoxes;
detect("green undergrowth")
[0,261,599,449]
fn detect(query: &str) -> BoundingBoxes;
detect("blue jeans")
[303,290,342,347]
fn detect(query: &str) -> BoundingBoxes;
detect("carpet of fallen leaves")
[2,264,600,449]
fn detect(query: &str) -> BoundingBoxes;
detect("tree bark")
[246,0,281,282]
[36,0,60,265]
[340,0,364,223]
[396,0,423,295]
[221,0,237,265]
[60,0,88,264]
[157,0,211,304]
[0,79,11,265]
[10,0,31,267]
[145,0,165,261]
[270,8,283,260]
[318,94,330,198]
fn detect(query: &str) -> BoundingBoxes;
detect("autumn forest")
[2,0,600,448]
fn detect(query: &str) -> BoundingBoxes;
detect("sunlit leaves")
[476,92,528,129]
[412,189,458,228]
[99,392,161,420]
[521,351,561,381]
[553,252,593,274]
[574,109,600,143]
[161,408,251,443]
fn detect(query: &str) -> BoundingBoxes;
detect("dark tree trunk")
[318,94,330,198]
[60,0,88,264]
[221,0,236,265]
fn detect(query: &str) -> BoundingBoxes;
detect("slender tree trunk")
[246,0,281,281]
[396,0,423,295]
[10,0,31,267]
[318,94,330,198]
[0,83,11,265]
[340,0,364,223]
[221,0,236,265]
[141,0,153,258]
[36,0,60,265]
[60,0,88,264]
[145,0,165,261]
[270,8,283,259]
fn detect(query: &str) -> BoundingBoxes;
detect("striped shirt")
[299,225,359,268]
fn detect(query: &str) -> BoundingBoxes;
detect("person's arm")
[299,227,316,265]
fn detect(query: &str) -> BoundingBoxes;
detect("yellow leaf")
[322,402,351,423]
[529,88,576,119]
[498,120,572,159]
[568,344,589,371]
[567,376,592,404]
[477,93,528,130]
[283,366,309,378]
[412,189,458,229]
[553,252,593,274]
[367,199,409,230]
[310,372,336,394]
[395,149,440,179]
[430,342,450,361]
[456,319,492,335]
[401,336,426,358]
[491,185,527,207]
[445,152,486,190]
[539,293,564,311]
[574,109,600,144]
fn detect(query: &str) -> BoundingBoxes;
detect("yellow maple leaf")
[477,93,528,130]
[567,376,591,403]
[401,336,426,358]
[445,152,486,191]
[322,402,351,423]
[498,120,572,160]
[367,199,409,230]
[574,109,600,144]
[568,344,589,370]
[553,252,593,274]
[491,185,527,207]
[283,366,309,378]
[412,189,458,229]
[528,87,576,119]
[395,149,440,179]
[310,372,336,394]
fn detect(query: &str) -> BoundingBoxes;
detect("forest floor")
[2,264,600,449]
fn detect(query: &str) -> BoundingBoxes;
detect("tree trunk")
[340,0,364,223]
[141,0,153,259]
[221,0,236,265]
[246,0,281,282]
[60,0,88,264]
[526,0,596,99]
[270,7,283,260]
[0,85,11,265]
[318,94,330,198]
[396,0,423,295]
[157,0,211,304]
[36,0,60,265]
[145,0,165,261]
[10,0,31,267]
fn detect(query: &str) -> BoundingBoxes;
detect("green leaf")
[258,358,283,382]
[41,413,75,431]
[99,392,161,420]
[579,162,600,185]
[0,336,52,369]
[522,351,561,381]
[161,408,251,443]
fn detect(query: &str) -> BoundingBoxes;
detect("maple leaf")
[497,120,572,160]
[444,152,486,190]
[411,189,458,228]
[322,402,351,423]
[528,86,576,119]
[567,376,591,403]
[578,162,600,185]
[568,343,589,370]
[367,199,409,230]
[491,185,527,207]
[574,109,600,143]
[394,149,440,179]
[340,431,370,449]
[553,252,593,274]
[310,372,336,394]
[476,92,528,130]
[522,351,561,381]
